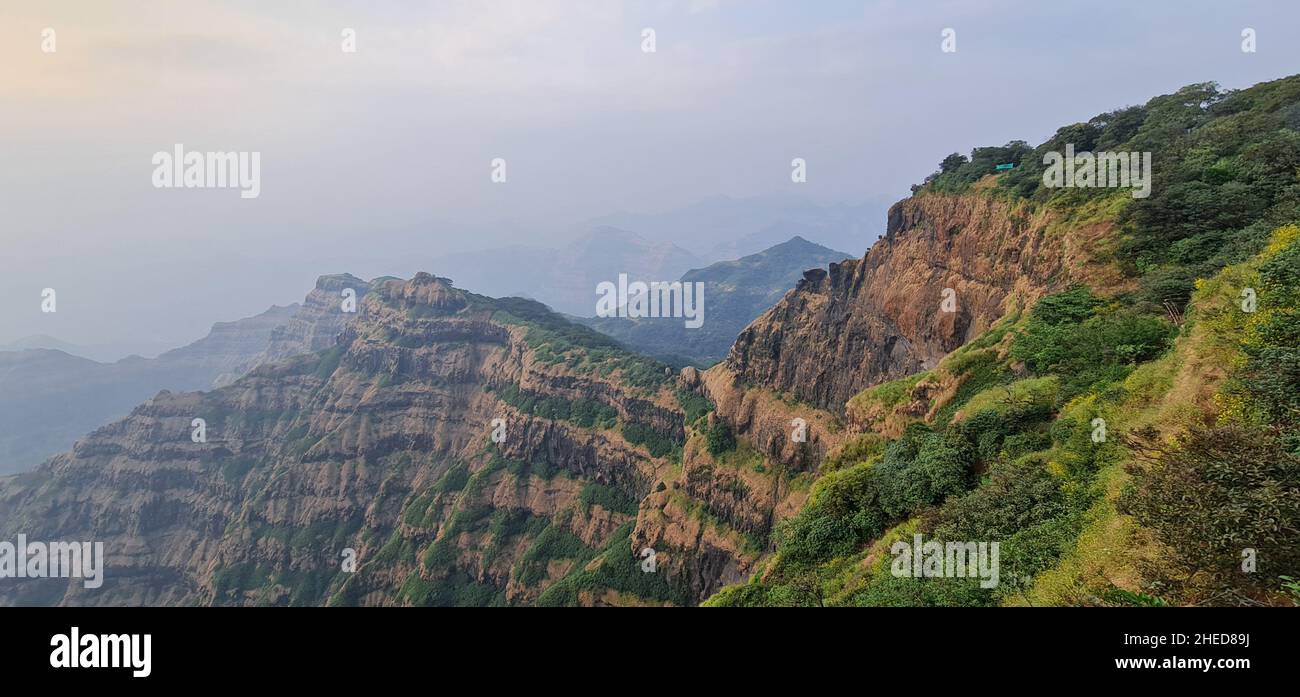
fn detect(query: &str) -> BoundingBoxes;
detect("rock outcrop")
[0,274,699,606]
[721,193,1076,414]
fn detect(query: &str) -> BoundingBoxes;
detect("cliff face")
[215,274,372,387]
[721,193,1086,414]
[0,274,704,606]
[158,304,300,387]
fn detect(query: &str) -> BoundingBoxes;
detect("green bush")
[579,482,639,516]
[623,422,679,459]
[676,389,714,427]
[705,420,736,456]
[1011,287,1173,400]
[1122,424,1300,592]
[775,424,972,565]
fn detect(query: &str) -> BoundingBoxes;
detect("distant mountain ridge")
[0,274,380,475]
[579,236,852,366]
[431,226,702,315]
[0,335,177,363]
[579,194,889,259]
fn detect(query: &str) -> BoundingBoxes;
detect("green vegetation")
[1009,286,1173,401]
[1120,225,1300,601]
[714,74,1300,605]
[622,422,682,459]
[219,457,256,484]
[705,419,736,456]
[920,77,1300,310]
[579,481,639,516]
[675,389,715,427]
[481,295,672,391]
[495,383,618,430]
[515,519,595,587]
[399,573,503,607]
[535,523,691,606]
[311,345,345,380]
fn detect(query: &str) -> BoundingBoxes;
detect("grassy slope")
[706,74,1300,607]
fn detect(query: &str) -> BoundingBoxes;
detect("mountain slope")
[0,274,772,605]
[3,75,1297,608]
[0,304,299,475]
[580,236,853,366]
[704,74,1300,607]
[0,273,380,475]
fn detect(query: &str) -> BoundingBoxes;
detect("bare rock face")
[216,274,373,386]
[0,275,693,607]
[723,193,1070,414]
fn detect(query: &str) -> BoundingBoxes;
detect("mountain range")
[0,274,379,476]
[2,74,1298,607]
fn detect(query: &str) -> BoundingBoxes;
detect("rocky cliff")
[215,274,373,386]
[720,192,1119,414]
[0,274,723,606]
[0,193,1123,605]
[0,191,1133,606]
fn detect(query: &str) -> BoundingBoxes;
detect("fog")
[3,0,1298,355]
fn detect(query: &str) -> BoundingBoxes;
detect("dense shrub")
[536,523,690,606]
[705,419,736,456]
[775,424,972,565]
[1237,237,1300,448]
[1011,287,1173,400]
[622,422,680,459]
[1122,424,1300,592]
[676,389,714,427]
[579,482,639,516]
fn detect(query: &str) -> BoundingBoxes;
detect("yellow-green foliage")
[821,433,886,473]
[1022,224,1300,606]
[849,371,932,412]
[956,376,1059,421]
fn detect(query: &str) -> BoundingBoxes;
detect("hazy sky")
[3,0,1299,353]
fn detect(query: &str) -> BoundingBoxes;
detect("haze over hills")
[0,227,842,477]
[580,236,853,366]
[428,195,889,316]
[431,226,703,316]
[579,194,890,260]
[0,304,300,475]
[0,273,386,476]
[0,335,177,364]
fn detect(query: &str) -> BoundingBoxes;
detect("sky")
[2,0,1299,355]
